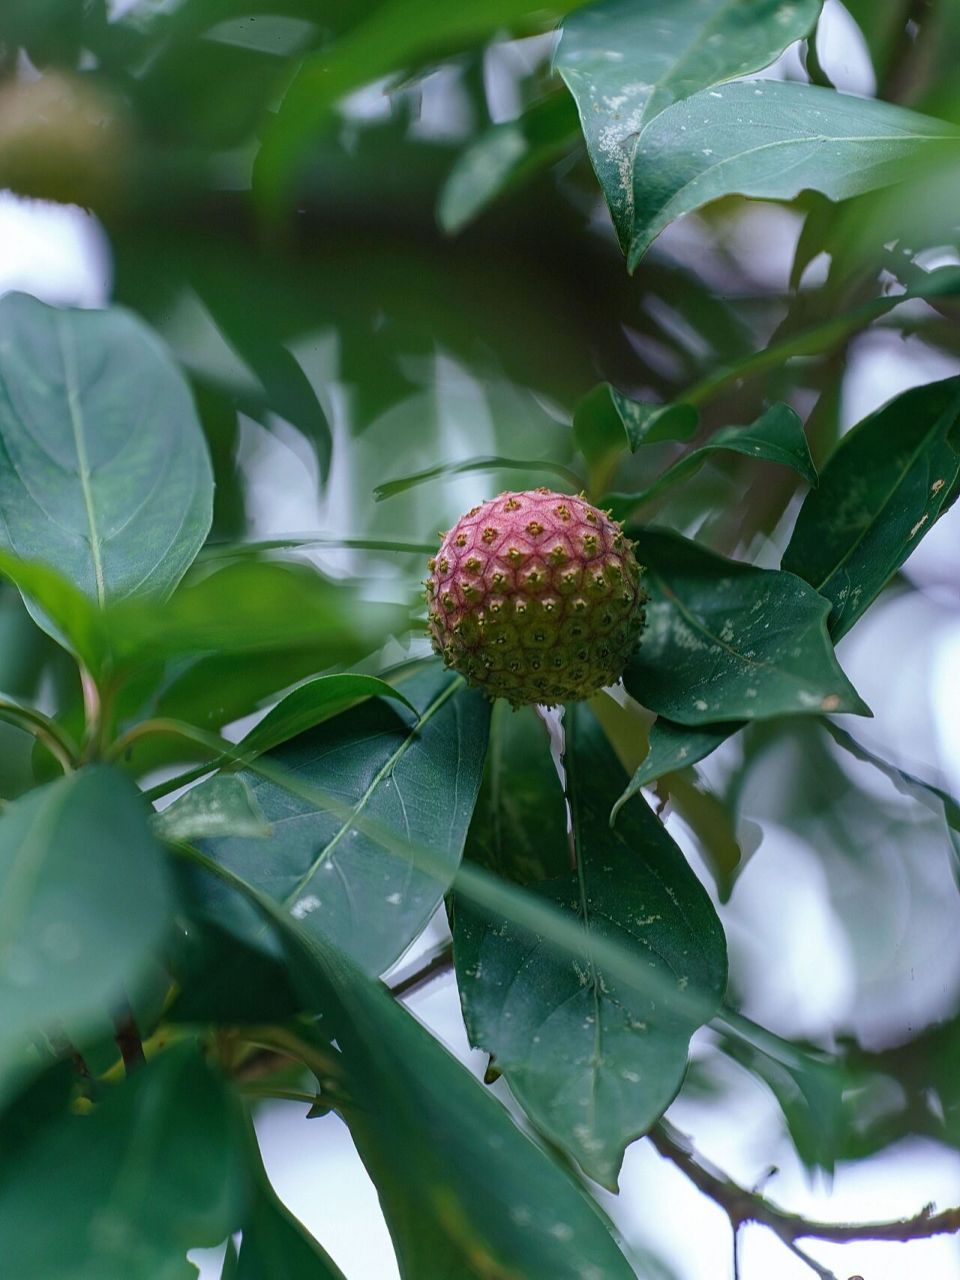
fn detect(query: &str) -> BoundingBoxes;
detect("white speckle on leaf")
[291,894,321,920]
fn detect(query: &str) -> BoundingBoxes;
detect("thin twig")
[112,999,145,1074]
[649,1119,960,1253]
[388,941,455,998]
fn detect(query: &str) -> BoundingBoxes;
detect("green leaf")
[623,80,960,268]
[782,376,960,639]
[0,549,107,674]
[236,1181,346,1280]
[606,403,816,519]
[0,766,173,1087]
[256,0,591,210]
[0,1044,248,1279]
[154,776,272,843]
[238,674,417,759]
[623,528,869,723]
[188,851,639,1280]
[454,703,727,1188]
[196,666,490,976]
[373,455,582,502]
[438,93,581,234]
[611,717,740,824]
[555,0,824,252]
[0,293,213,609]
[575,383,699,458]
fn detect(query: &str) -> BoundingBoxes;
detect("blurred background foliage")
[2,1,960,1274]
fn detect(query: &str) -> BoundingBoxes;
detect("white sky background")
[5,2,960,1276]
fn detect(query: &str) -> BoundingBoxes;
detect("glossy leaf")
[623,528,869,724]
[236,1181,346,1280]
[782,376,960,639]
[0,766,173,1085]
[154,776,272,843]
[0,1044,248,1279]
[0,293,213,608]
[238,674,417,759]
[454,703,727,1187]
[191,852,639,1280]
[556,0,823,251]
[197,666,490,975]
[438,93,581,234]
[606,403,816,519]
[624,81,959,267]
[611,717,741,824]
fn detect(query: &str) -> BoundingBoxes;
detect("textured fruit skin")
[426,488,646,707]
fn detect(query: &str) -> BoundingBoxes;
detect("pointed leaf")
[607,403,816,518]
[782,376,960,639]
[236,1159,346,1280]
[374,454,582,502]
[0,1044,248,1279]
[611,717,741,823]
[0,766,173,1087]
[575,383,699,459]
[624,81,959,267]
[556,0,824,250]
[196,667,490,976]
[0,293,213,610]
[455,704,727,1187]
[623,528,869,723]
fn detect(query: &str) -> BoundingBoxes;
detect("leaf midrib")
[59,316,106,608]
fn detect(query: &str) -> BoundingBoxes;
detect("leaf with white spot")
[193,666,490,976]
[453,703,727,1188]
[783,375,960,639]
[154,776,272,843]
[555,0,824,252]
[623,528,869,724]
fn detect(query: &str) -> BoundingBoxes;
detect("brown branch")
[112,999,145,1074]
[649,1119,960,1276]
[388,941,454,999]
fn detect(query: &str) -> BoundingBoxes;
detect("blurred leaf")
[165,915,301,1026]
[611,717,740,824]
[239,673,417,758]
[236,1178,346,1280]
[623,528,869,723]
[623,82,959,268]
[658,767,746,903]
[193,851,639,1280]
[782,375,960,639]
[0,294,213,613]
[195,666,490,976]
[154,776,272,843]
[0,1043,248,1278]
[0,766,173,1091]
[556,0,823,252]
[374,454,583,502]
[0,551,107,678]
[438,92,581,234]
[256,0,590,207]
[454,703,727,1188]
[606,403,817,519]
[824,722,960,875]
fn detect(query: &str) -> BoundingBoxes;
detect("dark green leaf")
[166,915,301,1026]
[190,851,639,1280]
[623,528,869,723]
[623,81,959,268]
[575,383,699,458]
[236,1181,346,1280]
[154,776,272,843]
[0,766,173,1088]
[197,666,490,975]
[454,703,727,1187]
[556,0,823,251]
[0,1044,248,1279]
[438,92,581,234]
[782,376,960,639]
[606,403,816,519]
[238,674,417,758]
[0,293,213,609]
[611,717,741,824]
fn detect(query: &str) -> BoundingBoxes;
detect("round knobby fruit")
[425,488,647,707]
